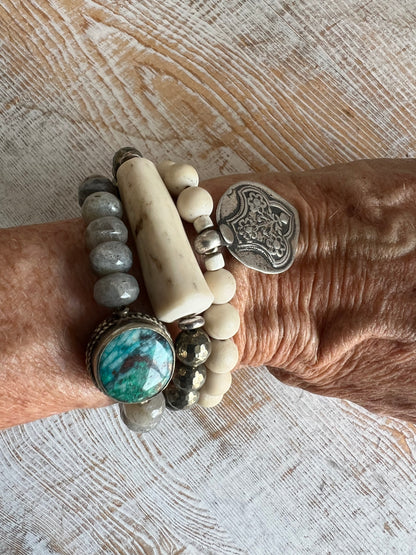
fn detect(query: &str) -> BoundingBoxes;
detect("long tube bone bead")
[116,156,214,323]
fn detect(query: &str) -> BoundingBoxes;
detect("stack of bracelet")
[80,148,299,434]
[79,152,240,433]
[157,161,240,409]
[79,175,174,433]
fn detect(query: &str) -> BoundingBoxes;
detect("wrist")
[0,219,114,428]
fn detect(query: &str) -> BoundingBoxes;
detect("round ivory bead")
[205,252,225,271]
[203,303,240,340]
[202,371,232,396]
[85,216,128,250]
[89,241,133,276]
[156,159,175,179]
[162,163,199,196]
[198,391,223,408]
[206,339,239,373]
[177,187,213,223]
[93,272,139,308]
[82,191,122,224]
[204,269,236,304]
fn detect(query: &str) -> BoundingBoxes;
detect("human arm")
[2,158,416,428]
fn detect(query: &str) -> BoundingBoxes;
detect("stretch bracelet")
[79,148,300,434]
[157,160,239,409]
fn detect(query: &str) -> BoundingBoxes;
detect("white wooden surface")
[1,0,416,553]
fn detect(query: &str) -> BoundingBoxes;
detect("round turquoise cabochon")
[97,326,174,403]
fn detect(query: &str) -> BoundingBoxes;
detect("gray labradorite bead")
[164,384,199,410]
[173,363,206,392]
[78,175,118,207]
[175,328,211,367]
[119,393,165,433]
[85,216,128,250]
[93,272,139,308]
[89,241,133,276]
[81,191,123,224]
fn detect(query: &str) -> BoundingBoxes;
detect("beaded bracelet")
[157,160,239,409]
[79,148,300,434]
[79,175,174,432]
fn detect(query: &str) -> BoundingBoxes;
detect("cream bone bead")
[205,338,239,373]
[116,157,214,322]
[205,251,225,271]
[177,186,214,223]
[202,371,232,396]
[158,160,199,197]
[203,303,240,340]
[198,391,223,408]
[194,229,222,255]
[156,159,175,179]
[204,269,236,304]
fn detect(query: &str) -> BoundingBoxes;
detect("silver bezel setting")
[86,310,175,403]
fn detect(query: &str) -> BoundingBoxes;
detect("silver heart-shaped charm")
[216,182,299,274]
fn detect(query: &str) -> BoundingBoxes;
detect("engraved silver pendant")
[216,181,300,274]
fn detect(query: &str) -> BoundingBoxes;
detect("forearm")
[0,214,250,429]
[0,219,112,428]
[3,158,416,429]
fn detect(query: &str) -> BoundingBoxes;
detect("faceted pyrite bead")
[78,175,118,207]
[173,363,206,392]
[175,328,211,367]
[164,384,199,410]
[119,393,166,433]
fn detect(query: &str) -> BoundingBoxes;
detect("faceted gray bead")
[173,363,206,391]
[93,272,139,308]
[81,191,123,224]
[85,216,128,250]
[119,393,165,433]
[175,328,211,367]
[164,384,199,410]
[78,175,118,207]
[89,241,133,276]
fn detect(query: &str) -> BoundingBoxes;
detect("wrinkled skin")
[206,158,416,421]
[1,159,416,427]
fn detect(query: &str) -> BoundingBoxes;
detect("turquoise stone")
[97,327,174,403]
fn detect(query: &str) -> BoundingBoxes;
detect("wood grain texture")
[1,0,416,552]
